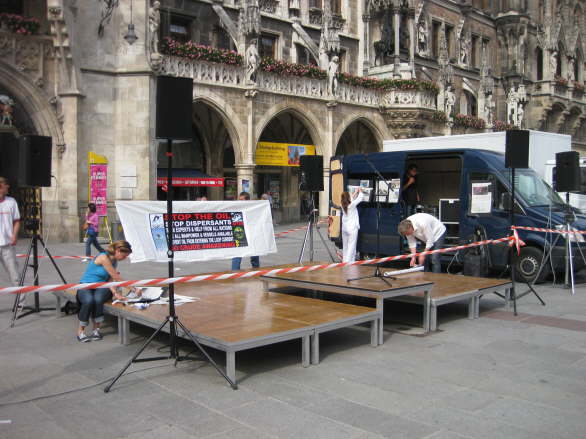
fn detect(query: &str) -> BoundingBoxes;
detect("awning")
[156,168,224,187]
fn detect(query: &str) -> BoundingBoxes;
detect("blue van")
[328,149,586,281]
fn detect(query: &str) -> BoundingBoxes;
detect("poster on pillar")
[256,142,316,166]
[116,200,277,263]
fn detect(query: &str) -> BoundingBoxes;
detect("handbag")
[82,223,88,231]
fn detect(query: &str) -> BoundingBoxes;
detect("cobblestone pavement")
[1,224,586,439]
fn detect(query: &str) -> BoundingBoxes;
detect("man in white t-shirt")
[0,177,20,285]
[398,212,446,273]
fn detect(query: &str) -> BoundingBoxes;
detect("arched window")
[460,90,478,116]
[0,0,23,14]
[536,47,544,80]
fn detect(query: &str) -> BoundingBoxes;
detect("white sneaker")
[81,257,89,262]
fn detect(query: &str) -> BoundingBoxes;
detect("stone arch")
[0,61,64,145]
[192,94,244,164]
[255,102,324,155]
[333,114,387,156]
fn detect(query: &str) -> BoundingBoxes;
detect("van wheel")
[515,247,549,283]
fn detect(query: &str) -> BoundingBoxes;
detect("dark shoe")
[77,333,91,343]
[90,329,103,341]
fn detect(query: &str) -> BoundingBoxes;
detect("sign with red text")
[116,200,275,262]
[89,164,108,216]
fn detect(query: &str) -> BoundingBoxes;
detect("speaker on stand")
[505,130,545,314]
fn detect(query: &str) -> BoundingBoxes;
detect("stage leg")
[311,333,320,365]
[302,335,310,368]
[376,298,384,345]
[505,288,511,311]
[370,319,378,347]
[226,351,236,384]
[474,295,481,319]
[468,297,475,320]
[430,303,438,332]
[54,294,62,317]
[261,280,269,292]
[118,316,129,345]
[423,291,431,333]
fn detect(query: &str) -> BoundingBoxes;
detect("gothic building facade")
[0,0,584,241]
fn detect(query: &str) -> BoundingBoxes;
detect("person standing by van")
[341,188,364,262]
[398,212,446,273]
[402,164,420,216]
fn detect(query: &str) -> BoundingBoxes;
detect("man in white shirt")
[0,177,20,285]
[398,212,446,273]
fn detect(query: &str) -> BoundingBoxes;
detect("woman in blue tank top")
[76,240,137,342]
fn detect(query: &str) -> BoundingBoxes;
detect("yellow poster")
[256,142,316,166]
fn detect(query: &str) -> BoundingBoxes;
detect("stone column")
[408,14,415,75]
[236,163,255,195]
[243,89,257,196]
[319,103,336,218]
[362,14,370,74]
[393,8,401,77]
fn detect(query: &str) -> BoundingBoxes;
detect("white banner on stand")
[116,200,277,263]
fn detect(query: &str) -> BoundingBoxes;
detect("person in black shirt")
[402,164,420,216]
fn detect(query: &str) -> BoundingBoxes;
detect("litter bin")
[111,221,125,241]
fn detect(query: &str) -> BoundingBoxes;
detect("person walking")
[398,212,446,273]
[401,164,420,216]
[340,188,364,262]
[82,203,104,262]
[0,176,20,286]
[76,240,137,342]
[231,192,260,270]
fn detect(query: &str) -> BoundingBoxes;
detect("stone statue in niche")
[417,20,427,55]
[568,57,575,82]
[149,1,161,54]
[459,34,470,66]
[550,49,558,76]
[327,55,339,97]
[245,39,260,84]
[444,85,455,119]
[483,93,494,126]
[0,95,14,127]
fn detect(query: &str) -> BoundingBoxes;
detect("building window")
[471,34,479,67]
[309,0,322,9]
[331,0,341,14]
[169,16,192,42]
[295,43,317,65]
[214,26,235,51]
[338,49,346,73]
[259,33,277,59]
[432,21,441,58]
[0,0,23,14]
[536,47,543,80]
[445,24,454,60]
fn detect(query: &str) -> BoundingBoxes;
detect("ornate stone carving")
[0,95,15,127]
[506,84,527,127]
[327,55,339,97]
[259,0,279,14]
[149,1,161,55]
[98,0,120,37]
[15,40,40,71]
[240,0,261,36]
[245,39,260,84]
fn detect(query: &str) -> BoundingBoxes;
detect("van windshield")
[503,169,565,207]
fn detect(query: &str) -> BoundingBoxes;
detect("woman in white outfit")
[341,188,364,262]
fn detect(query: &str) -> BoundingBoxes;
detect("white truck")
[383,130,585,212]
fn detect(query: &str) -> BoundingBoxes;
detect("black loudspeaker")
[156,76,193,139]
[299,155,323,192]
[505,129,529,169]
[19,135,52,187]
[0,132,19,186]
[555,151,581,193]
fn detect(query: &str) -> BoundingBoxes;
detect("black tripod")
[104,138,237,392]
[508,167,545,315]
[11,212,67,327]
[298,192,335,263]
[347,155,393,286]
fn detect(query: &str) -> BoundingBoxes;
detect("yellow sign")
[256,142,316,167]
[88,151,108,164]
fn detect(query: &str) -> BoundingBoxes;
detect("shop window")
[259,33,277,60]
[0,0,23,14]
[296,43,317,65]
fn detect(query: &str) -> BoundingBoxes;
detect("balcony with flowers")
[158,38,439,110]
[452,114,486,133]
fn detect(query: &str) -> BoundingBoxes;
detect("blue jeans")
[425,231,446,273]
[85,228,105,257]
[405,204,417,217]
[77,288,112,326]
[231,256,260,270]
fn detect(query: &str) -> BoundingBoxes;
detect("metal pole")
[166,138,177,359]
[510,167,517,315]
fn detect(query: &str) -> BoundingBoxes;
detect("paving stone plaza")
[2,227,586,439]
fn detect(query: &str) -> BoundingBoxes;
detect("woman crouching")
[76,240,137,342]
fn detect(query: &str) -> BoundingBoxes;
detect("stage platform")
[55,276,379,384]
[261,266,511,337]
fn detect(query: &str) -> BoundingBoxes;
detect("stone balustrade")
[158,54,437,111]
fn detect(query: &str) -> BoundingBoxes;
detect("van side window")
[494,179,509,210]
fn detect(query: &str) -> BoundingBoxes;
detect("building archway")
[335,119,382,156]
[257,109,319,223]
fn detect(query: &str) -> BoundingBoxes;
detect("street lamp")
[124,0,138,45]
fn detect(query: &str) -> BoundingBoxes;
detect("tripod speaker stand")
[11,200,67,327]
[298,193,335,263]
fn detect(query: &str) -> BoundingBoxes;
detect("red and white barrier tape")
[512,226,586,234]
[0,235,521,297]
